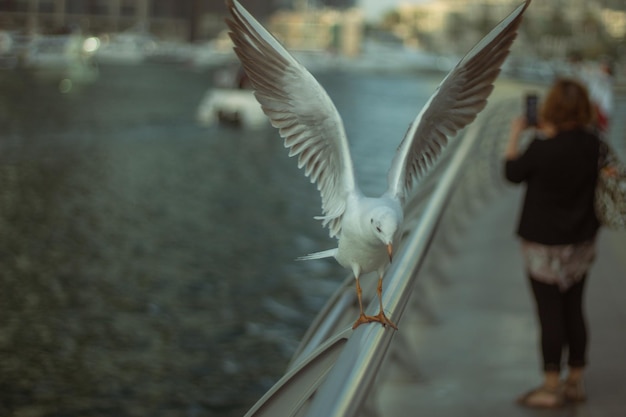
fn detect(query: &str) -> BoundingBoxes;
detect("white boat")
[0,31,19,69]
[196,67,267,129]
[95,32,157,65]
[197,88,267,128]
[22,33,99,84]
[337,40,457,74]
[187,30,236,70]
[188,40,235,70]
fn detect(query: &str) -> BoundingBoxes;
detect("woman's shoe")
[563,379,586,403]
[517,385,565,408]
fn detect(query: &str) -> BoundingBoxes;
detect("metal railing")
[242,95,520,417]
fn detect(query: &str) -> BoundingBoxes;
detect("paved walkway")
[376,93,626,416]
[378,188,626,416]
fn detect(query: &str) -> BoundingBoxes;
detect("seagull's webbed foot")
[372,310,398,330]
[352,275,398,330]
[352,313,378,330]
[352,312,398,330]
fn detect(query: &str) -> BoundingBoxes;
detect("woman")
[504,78,601,408]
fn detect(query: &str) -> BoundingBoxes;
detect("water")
[0,63,443,416]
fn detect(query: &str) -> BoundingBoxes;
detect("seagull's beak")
[387,243,393,263]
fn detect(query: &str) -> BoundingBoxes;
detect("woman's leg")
[563,276,588,369]
[529,276,564,374]
[518,276,567,407]
[563,276,588,402]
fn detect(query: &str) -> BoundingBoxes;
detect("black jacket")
[505,128,601,245]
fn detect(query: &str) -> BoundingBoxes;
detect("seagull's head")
[370,207,400,262]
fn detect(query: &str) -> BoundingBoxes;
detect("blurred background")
[0,1,624,417]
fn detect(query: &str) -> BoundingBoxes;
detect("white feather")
[225,0,530,328]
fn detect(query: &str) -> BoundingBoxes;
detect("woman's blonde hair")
[540,78,595,130]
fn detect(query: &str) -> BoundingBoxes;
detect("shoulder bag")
[595,141,626,229]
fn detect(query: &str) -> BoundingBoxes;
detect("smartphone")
[525,93,539,126]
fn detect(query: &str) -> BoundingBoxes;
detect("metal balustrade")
[242,95,521,417]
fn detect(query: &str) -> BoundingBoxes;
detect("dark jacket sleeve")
[504,140,537,184]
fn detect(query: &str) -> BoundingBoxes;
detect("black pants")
[529,275,588,372]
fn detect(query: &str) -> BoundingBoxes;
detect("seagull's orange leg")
[372,275,398,330]
[352,276,397,330]
[352,277,376,329]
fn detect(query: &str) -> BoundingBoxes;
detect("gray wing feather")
[386,0,531,203]
[226,0,357,238]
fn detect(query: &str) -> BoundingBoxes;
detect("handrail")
[241,96,518,417]
[303,109,485,417]
[287,137,455,369]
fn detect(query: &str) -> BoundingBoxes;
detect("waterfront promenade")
[376,90,626,416]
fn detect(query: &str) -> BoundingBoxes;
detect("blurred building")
[383,0,626,59]
[4,0,622,62]
[269,7,363,57]
[0,0,356,41]
[0,0,194,39]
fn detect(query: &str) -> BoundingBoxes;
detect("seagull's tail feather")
[296,248,338,261]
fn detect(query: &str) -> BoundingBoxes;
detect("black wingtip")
[223,0,240,40]
[519,0,532,16]
[224,0,232,24]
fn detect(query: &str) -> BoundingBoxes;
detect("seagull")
[225,0,530,330]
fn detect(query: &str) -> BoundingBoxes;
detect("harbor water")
[0,63,445,417]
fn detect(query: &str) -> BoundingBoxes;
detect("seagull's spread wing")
[226,0,356,238]
[386,0,530,203]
